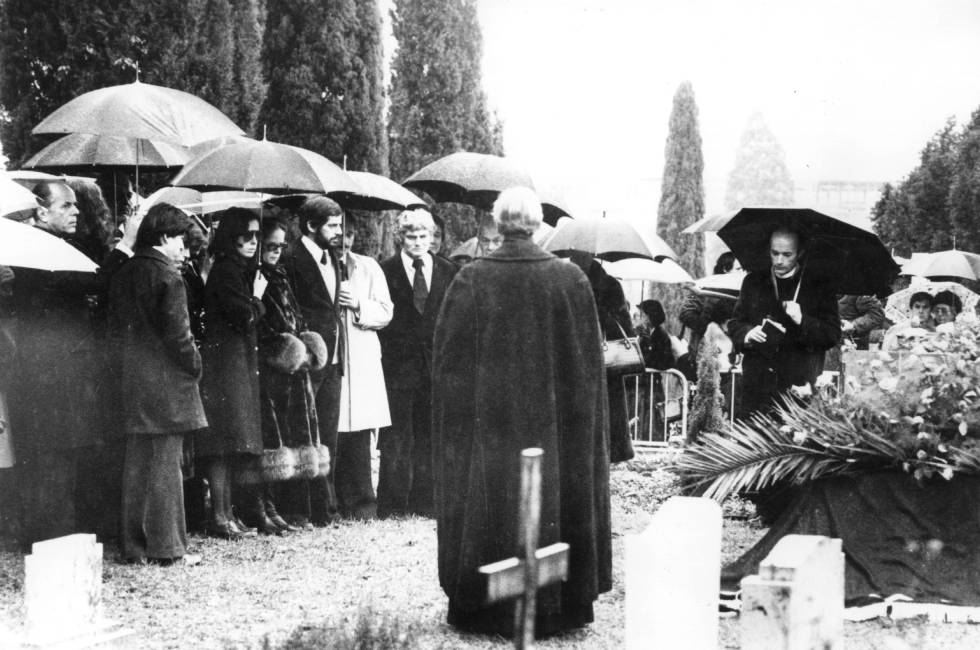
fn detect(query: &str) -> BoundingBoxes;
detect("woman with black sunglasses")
[198,208,268,539]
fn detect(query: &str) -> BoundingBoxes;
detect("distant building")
[795,180,884,229]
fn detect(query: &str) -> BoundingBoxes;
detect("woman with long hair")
[198,208,267,539]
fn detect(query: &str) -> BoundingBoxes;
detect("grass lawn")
[2,453,979,648]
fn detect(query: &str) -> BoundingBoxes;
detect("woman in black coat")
[199,208,267,539]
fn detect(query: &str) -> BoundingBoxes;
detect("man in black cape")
[432,186,612,638]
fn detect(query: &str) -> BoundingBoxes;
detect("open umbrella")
[542,218,678,262]
[1,176,39,221]
[32,80,244,147]
[141,186,269,216]
[602,258,694,284]
[23,132,190,171]
[0,218,98,272]
[170,138,359,195]
[402,151,572,225]
[694,270,749,300]
[885,281,980,324]
[901,250,980,281]
[333,171,427,211]
[698,207,898,296]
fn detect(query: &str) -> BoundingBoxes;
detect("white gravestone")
[740,534,844,650]
[22,533,134,649]
[625,496,722,650]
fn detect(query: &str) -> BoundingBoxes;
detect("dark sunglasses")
[240,230,260,242]
[264,242,287,252]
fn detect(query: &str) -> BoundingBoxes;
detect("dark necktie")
[412,257,428,314]
[321,251,328,265]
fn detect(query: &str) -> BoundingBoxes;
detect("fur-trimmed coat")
[432,237,612,636]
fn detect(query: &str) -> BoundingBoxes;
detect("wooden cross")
[479,448,570,650]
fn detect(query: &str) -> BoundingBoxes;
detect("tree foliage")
[655,81,705,332]
[724,112,794,209]
[259,0,387,174]
[387,0,502,182]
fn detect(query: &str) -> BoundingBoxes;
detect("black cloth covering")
[723,473,980,605]
[432,237,612,637]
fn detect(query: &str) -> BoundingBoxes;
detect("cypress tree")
[724,111,794,209]
[947,109,980,252]
[655,81,705,332]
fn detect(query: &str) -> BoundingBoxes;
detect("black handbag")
[603,319,644,376]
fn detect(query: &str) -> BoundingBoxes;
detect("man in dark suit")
[281,196,345,525]
[377,209,458,517]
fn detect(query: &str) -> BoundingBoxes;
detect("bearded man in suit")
[377,209,458,517]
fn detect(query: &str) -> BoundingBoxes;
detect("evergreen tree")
[870,118,960,255]
[259,0,386,173]
[655,81,705,332]
[724,112,794,209]
[388,0,502,181]
[948,109,980,252]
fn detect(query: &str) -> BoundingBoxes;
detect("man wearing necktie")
[377,209,458,517]
[281,196,346,524]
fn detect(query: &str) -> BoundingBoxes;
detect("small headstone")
[21,533,134,648]
[625,496,722,650]
[740,534,844,650]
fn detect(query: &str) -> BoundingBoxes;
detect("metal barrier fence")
[624,369,689,447]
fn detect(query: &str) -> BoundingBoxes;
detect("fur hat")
[263,333,307,374]
[293,444,320,480]
[300,331,328,371]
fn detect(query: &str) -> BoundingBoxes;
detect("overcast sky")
[474,0,980,218]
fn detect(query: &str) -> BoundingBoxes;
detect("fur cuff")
[237,447,298,484]
[263,333,307,374]
[315,443,331,477]
[293,444,320,480]
[300,331,328,371]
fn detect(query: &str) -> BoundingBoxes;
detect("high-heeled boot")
[237,485,281,536]
[264,493,301,533]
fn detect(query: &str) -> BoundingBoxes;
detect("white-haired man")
[376,209,458,517]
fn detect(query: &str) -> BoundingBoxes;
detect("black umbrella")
[706,207,898,296]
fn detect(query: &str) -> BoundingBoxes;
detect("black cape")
[432,237,612,637]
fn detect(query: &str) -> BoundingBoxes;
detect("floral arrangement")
[676,320,980,502]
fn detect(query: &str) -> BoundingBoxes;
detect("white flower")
[792,430,808,445]
[877,376,899,392]
[941,467,955,481]
[936,322,957,335]
[790,383,812,398]
[960,421,970,436]
[815,372,836,389]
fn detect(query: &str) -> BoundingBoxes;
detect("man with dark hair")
[933,290,962,325]
[109,204,205,565]
[909,291,935,330]
[9,181,136,547]
[728,227,841,419]
[280,196,345,524]
[377,208,458,517]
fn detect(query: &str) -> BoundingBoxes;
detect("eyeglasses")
[241,230,260,243]
[264,243,287,252]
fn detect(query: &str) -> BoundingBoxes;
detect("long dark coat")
[728,269,841,418]
[199,254,265,457]
[108,248,207,434]
[257,264,318,450]
[9,245,130,457]
[432,237,612,637]
[585,260,635,463]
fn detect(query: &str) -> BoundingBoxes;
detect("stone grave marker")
[625,496,722,650]
[740,534,844,650]
[478,448,569,650]
[21,533,134,648]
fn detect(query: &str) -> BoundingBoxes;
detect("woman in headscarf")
[198,208,267,539]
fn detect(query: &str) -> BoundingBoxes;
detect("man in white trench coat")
[332,216,393,519]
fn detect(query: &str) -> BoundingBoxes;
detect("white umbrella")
[885,281,980,324]
[1,176,39,221]
[602,258,694,284]
[694,271,748,300]
[0,218,98,272]
[141,186,268,216]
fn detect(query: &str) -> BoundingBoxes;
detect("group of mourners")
[0,179,636,638]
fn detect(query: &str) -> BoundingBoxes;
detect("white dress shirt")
[400,250,432,290]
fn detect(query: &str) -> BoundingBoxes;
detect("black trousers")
[278,363,340,524]
[335,429,376,518]
[18,449,77,547]
[121,433,187,561]
[377,380,433,517]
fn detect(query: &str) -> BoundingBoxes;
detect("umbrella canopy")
[402,151,572,225]
[885,281,980,324]
[901,250,980,281]
[694,270,749,300]
[0,218,98,272]
[23,132,190,171]
[4,170,95,192]
[32,80,244,147]
[682,211,733,234]
[1,176,40,221]
[141,186,267,215]
[602,257,694,284]
[333,171,427,211]
[542,218,678,262]
[169,139,360,195]
[700,207,898,296]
